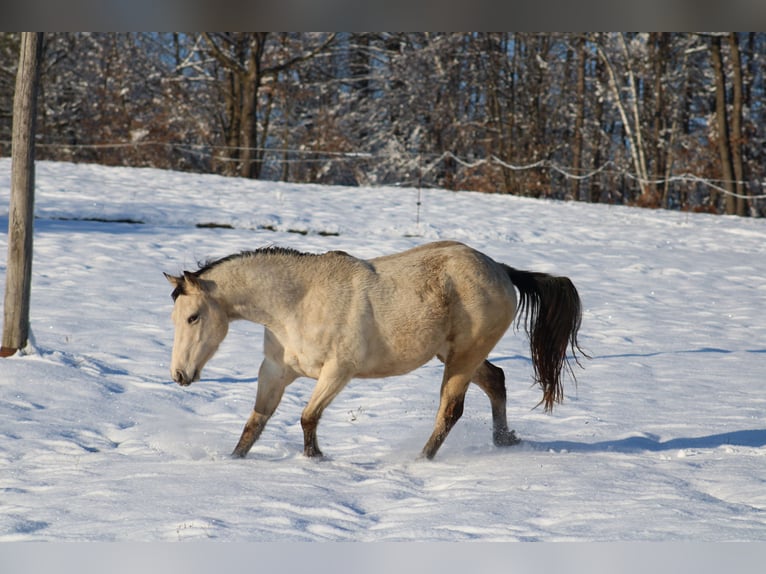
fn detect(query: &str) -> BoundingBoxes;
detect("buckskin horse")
[165,241,585,460]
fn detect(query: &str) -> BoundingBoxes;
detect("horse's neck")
[210,256,305,327]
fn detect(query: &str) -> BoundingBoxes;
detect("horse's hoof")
[303,446,324,458]
[494,430,521,447]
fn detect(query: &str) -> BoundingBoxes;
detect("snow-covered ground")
[1,159,765,543]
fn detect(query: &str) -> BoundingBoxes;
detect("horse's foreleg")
[232,358,295,458]
[472,360,520,447]
[232,411,270,458]
[301,417,321,458]
[421,365,474,460]
[300,364,352,458]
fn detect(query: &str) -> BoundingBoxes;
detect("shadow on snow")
[529,429,766,454]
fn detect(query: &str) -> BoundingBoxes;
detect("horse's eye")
[187,313,200,325]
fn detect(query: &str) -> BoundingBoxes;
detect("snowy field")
[1,159,765,547]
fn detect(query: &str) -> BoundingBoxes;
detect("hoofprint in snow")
[0,158,765,542]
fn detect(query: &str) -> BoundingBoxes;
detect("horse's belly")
[355,337,445,379]
[356,358,433,379]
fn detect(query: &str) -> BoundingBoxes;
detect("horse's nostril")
[173,369,185,384]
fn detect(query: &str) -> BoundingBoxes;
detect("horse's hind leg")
[472,360,520,446]
[232,358,297,458]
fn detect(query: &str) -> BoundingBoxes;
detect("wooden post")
[1,33,44,357]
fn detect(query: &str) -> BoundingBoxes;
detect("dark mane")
[170,246,335,301]
[195,246,314,277]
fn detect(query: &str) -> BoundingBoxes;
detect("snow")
[1,158,765,544]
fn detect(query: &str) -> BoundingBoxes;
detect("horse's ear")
[183,270,208,293]
[164,272,182,286]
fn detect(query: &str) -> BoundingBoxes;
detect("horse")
[164,240,585,460]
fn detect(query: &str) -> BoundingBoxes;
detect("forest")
[0,32,764,216]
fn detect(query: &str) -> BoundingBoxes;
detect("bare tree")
[199,32,336,178]
[0,34,21,157]
[710,33,737,215]
[728,33,746,216]
[570,33,587,201]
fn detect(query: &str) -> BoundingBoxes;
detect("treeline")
[0,32,764,216]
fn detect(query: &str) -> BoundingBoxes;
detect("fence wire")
[3,139,764,201]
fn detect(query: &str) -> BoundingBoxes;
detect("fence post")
[2,33,44,357]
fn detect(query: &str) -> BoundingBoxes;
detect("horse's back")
[369,240,470,266]
[370,241,513,304]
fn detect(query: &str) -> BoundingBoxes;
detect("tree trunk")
[571,34,586,201]
[596,35,650,204]
[484,33,511,193]
[650,33,669,206]
[239,33,267,179]
[224,67,243,176]
[709,34,736,214]
[590,34,606,204]
[728,33,746,216]
[619,34,651,202]
[2,32,44,357]
[662,36,690,209]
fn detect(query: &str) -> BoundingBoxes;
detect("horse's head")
[164,271,229,386]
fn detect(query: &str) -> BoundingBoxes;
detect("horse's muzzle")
[172,369,197,386]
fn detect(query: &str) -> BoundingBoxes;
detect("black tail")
[504,265,586,412]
